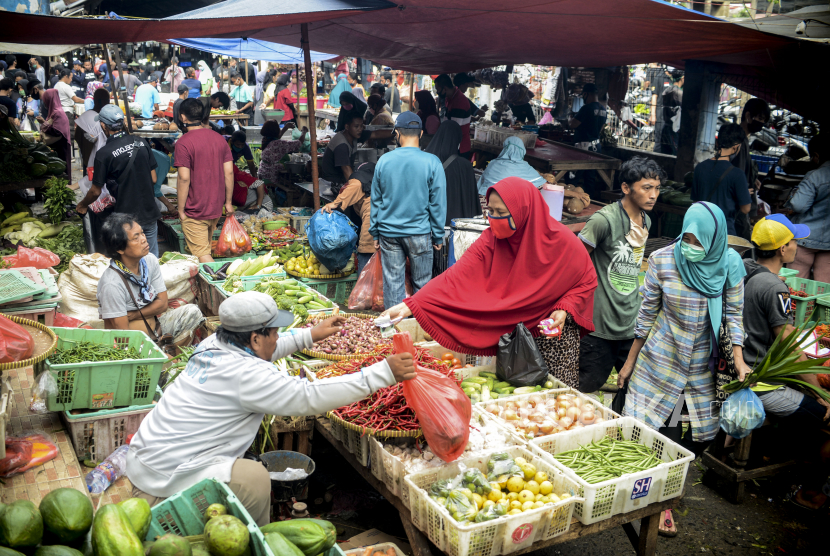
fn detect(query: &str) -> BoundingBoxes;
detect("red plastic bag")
[53,312,90,328]
[394,332,471,462]
[0,434,58,477]
[348,252,414,312]
[9,246,60,269]
[0,314,34,363]
[214,216,252,258]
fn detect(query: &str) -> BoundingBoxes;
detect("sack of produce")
[0,314,34,363]
[496,323,549,387]
[719,388,765,439]
[307,210,357,273]
[215,216,252,258]
[394,332,471,462]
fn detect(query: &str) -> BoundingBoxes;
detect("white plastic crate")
[369,411,516,507]
[475,389,620,446]
[404,446,581,556]
[61,404,155,462]
[529,416,693,525]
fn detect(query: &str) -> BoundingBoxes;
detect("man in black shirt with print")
[76,105,161,257]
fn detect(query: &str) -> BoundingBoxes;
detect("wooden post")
[102,43,133,133]
[673,60,705,180]
[409,72,415,112]
[301,24,320,211]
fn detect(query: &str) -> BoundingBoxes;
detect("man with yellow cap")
[742,214,830,509]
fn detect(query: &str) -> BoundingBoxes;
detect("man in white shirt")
[54,68,83,132]
[127,291,416,525]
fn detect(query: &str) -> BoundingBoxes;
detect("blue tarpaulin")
[169,37,337,64]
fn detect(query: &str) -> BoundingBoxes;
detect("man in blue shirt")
[370,112,447,309]
[134,76,161,119]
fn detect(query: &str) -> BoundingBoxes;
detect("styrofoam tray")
[528,416,694,525]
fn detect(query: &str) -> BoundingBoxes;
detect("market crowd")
[4,51,829,529]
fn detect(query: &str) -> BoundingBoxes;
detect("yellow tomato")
[521,501,535,511]
[507,492,519,502]
[472,493,484,510]
[535,494,544,502]
[534,471,548,484]
[509,501,523,511]
[508,509,522,516]
[532,501,545,509]
[521,464,537,481]
[539,481,553,495]
[487,489,504,503]
[524,480,540,495]
[518,490,535,504]
[506,476,525,493]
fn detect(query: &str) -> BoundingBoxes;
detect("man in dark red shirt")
[174,98,234,262]
[434,74,472,158]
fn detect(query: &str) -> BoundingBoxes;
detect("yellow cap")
[751,214,809,250]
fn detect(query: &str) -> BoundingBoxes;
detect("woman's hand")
[617,360,635,389]
[736,358,753,382]
[381,303,412,321]
[544,310,567,331]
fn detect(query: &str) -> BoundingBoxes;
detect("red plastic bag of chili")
[214,216,252,257]
[0,314,34,363]
[393,331,471,462]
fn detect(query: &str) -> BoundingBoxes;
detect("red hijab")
[39,89,72,175]
[405,177,597,355]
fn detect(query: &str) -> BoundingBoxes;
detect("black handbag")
[712,286,738,408]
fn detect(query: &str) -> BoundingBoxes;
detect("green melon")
[0,499,43,548]
[203,515,249,556]
[39,488,93,544]
[0,547,26,556]
[204,503,227,521]
[148,533,191,556]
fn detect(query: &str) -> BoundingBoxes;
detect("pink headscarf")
[39,89,72,175]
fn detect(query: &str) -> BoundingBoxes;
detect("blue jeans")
[357,252,374,278]
[379,235,434,309]
[143,222,159,258]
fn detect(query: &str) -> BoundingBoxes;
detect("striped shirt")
[624,245,745,442]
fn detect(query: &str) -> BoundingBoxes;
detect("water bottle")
[85,444,130,494]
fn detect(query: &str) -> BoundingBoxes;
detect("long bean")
[51,341,141,364]
[554,433,664,484]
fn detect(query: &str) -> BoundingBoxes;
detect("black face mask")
[31,90,40,100]
[747,120,764,134]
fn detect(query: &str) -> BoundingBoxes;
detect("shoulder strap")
[706,164,736,203]
[442,154,459,171]
[115,271,159,341]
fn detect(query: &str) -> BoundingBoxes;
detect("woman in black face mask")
[689,123,752,237]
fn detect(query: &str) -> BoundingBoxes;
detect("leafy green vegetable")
[35,223,84,273]
[42,176,75,224]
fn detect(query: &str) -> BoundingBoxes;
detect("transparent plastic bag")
[394,332,471,462]
[486,452,523,482]
[0,314,34,363]
[159,304,205,339]
[720,388,766,439]
[29,371,57,414]
[214,215,252,257]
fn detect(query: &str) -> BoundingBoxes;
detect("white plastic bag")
[160,259,199,303]
[159,304,205,338]
[29,372,57,414]
[269,467,308,481]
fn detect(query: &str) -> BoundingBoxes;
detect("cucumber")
[460,381,481,391]
[307,302,326,310]
[297,295,313,304]
[464,377,488,385]
[479,372,498,379]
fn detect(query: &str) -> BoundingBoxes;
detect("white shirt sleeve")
[271,328,314,361]
[238,358,396,416]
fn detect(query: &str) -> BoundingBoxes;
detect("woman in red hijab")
[383,177,597,388]
[39,89,72,177]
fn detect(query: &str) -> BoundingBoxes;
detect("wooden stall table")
[470,139,620,189]
[209,113,250,125]
[314,417,680,556]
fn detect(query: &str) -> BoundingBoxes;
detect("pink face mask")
[489,214,516,239]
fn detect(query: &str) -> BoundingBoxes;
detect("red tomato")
[442,353,455,362]
[451,358,461,367]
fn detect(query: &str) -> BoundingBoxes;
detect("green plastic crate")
[779,267,799,278]
[38,328,168,411]
[812,295,830,325]
[299,274,358,305]
[785,277,830,326]
[145,478,272,554]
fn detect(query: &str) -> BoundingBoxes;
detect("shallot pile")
[304,314,390,355]
[482,392,612,440]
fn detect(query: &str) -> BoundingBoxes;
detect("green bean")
[51,341,142,364]
[554,434,663,484]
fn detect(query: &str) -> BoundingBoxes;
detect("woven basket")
[286,268,356,280]
[0,316,58,371]
[300,312,396,360]
[327,410,422,438]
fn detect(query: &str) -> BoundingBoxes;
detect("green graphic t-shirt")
[578,202,650,340]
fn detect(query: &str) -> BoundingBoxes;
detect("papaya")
[0,548,25,556]
[204,503,227,520]
[259,520,328,556]
[203,515,249,556]
[39,488,93,544]
[264,532,305,556]
[143,541,155,556]
[90,504,143,556]
[28,162,48,177]
[306,519,336,550]
[118,498,152,540]
[0,500,43,548]
[190,547,209,556]
[46,161,65,175]
[30,151,50,163]
[148,533,191,556]
[33,546,84,556]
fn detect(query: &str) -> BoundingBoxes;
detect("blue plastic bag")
[307,210,357,272]
[719,388,766,439]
